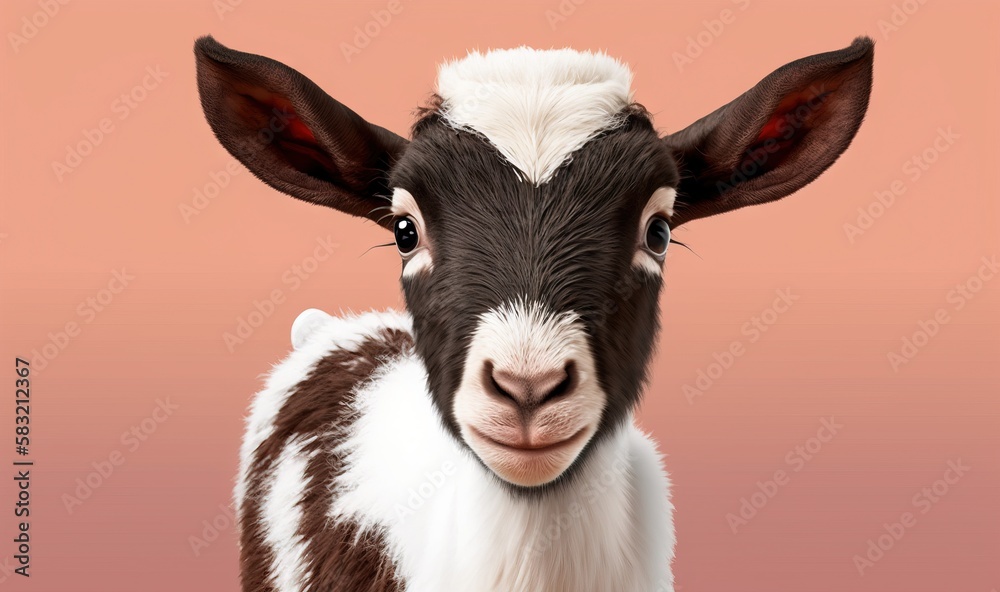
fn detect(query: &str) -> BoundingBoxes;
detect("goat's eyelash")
[361,242,397,257]
[669,238,700,258]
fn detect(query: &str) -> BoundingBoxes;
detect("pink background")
[1,0,997,590]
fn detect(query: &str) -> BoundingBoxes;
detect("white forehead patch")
[436,47,634,186]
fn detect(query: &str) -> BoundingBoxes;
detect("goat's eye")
[394,217,419,254]
[644,217,671,257]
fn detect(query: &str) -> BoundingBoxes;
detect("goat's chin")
[461,423,596,487]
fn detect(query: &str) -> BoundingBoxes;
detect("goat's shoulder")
[237,309,413,592]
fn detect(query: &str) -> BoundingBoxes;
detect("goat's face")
[390,108,678,486]
[196,38,874,488]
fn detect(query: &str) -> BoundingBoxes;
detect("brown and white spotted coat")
[237,313,412,592]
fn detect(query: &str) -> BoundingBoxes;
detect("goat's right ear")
[194,36,407,228]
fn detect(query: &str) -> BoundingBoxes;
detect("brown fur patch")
[239,328,414,592]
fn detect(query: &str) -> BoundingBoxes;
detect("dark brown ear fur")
[194,35,407,227]
[664,36,875,226]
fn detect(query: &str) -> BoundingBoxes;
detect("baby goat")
[195,36,874,592]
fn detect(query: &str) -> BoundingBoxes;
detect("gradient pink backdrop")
[1,0,998,590]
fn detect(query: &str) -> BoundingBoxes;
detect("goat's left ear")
[664,37,874,227]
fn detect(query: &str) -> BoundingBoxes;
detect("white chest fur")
[326,331,676,592]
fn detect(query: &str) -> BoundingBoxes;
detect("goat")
[194,35,874,592]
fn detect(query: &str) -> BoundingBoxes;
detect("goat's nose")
[486,361,577,408]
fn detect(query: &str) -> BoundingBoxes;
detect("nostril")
[539,361,576,405]
[485,361,577,407]
[485,361,519,403]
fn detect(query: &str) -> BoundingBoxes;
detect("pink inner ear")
[231,82,337,180]
[264,96,317,144]
[286,119,316,143]
[754,113,787,143]
[739,84,838,176]
[233,81,320,145]
[753,86,834,144]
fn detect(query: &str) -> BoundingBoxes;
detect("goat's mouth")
[462,422,595,487]
[470,425,588,454]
